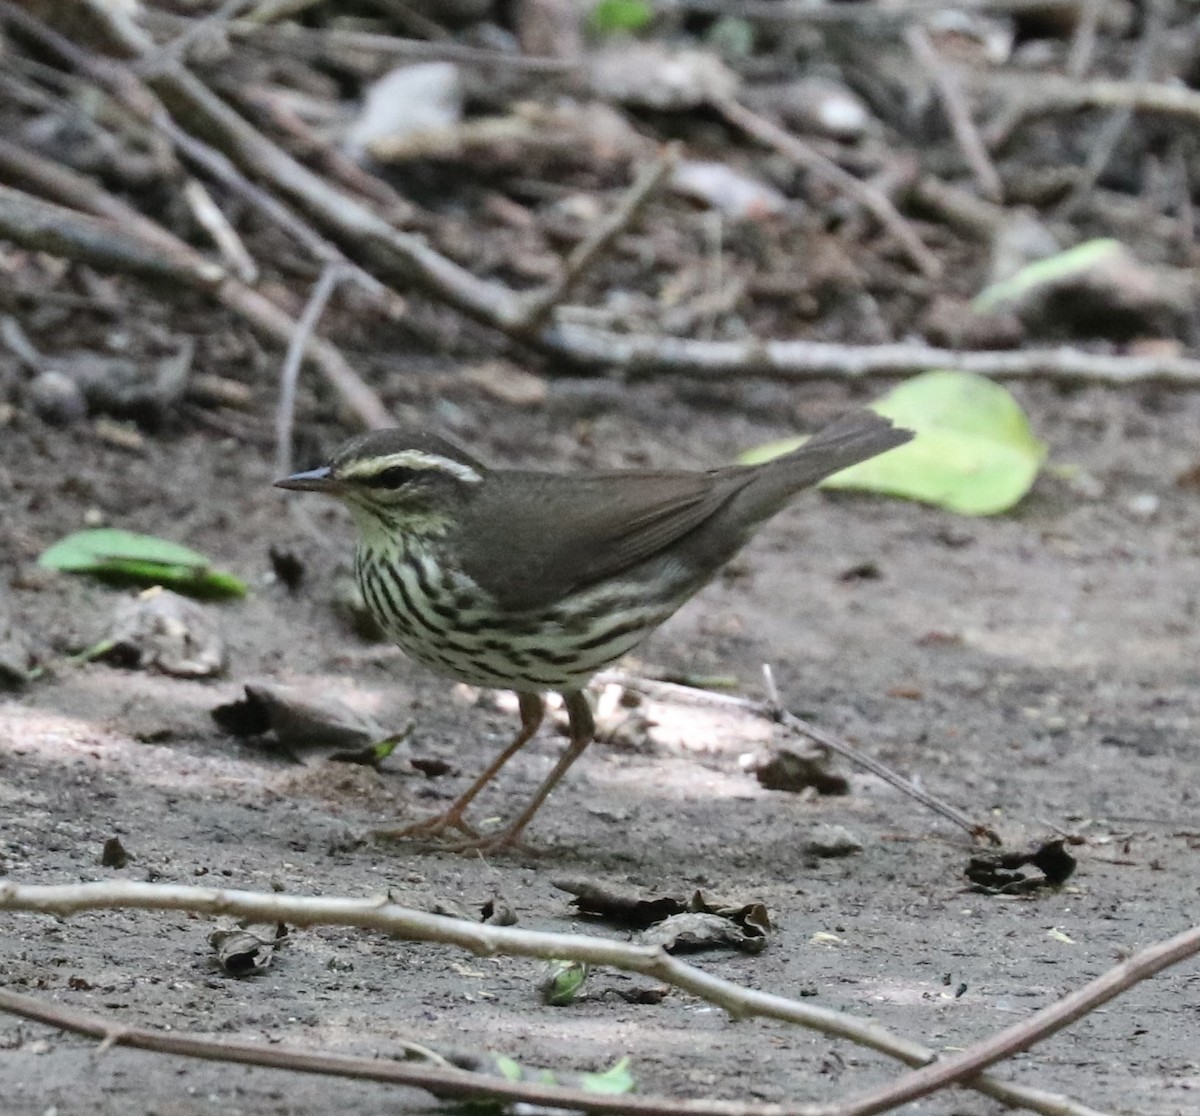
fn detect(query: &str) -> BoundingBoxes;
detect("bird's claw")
[374,810,480,842]
[442,828,535,856]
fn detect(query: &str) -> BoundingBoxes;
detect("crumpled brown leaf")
[554,878,771,953]
[211,682,390,764]
[208,923,287,977]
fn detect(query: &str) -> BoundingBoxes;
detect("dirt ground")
[1,374,1198,1116]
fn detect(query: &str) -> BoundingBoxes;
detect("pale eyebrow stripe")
[339,450,482,484]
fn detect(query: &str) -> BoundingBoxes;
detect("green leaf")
[973,238,1121,313]
[540,959,589,1005]
[739,372,1045,516]
[590,0,652,34]
[38,529,247,599]
[492,1055,523,1083]
[369,731,408,762]
[581,1058,635,1095]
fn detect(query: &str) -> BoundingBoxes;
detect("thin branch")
[714,99,941,279]
[1066,0,1104,79]
[909,175,1006,240]
[0,182,223,287]
[276,262,346,477]
[664,0,1086,24]
[183,177,259,283]
[832,921,1200,1116]
[597,672,999,845]
[536,325,1200,385]
[516,149,677,332]
[0,879,1114,1116]
[219,19,579,73]
[904,25,1002,204]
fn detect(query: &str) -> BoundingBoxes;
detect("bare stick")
[0,879,1115,1116]
[276,262,346,477]
[829,921,1200,1116]
[0,182,223,286]
[1066,0,1104,79]
[666,0,1085,25]
[597,671,998,844]
[218,19,579,72]
[516,149,676,332]
[714,98,941,279]
[0,135,193,258]
[183,178,259,283]
[904,25,1002,204]
[538,324,1200,385]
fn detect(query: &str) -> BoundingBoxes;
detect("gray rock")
[803,824,864,859]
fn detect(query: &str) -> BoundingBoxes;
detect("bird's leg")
[448,689,595,854]
[376,692,545,841]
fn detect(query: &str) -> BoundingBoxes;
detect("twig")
[276,262,346,477]
[0,136,189,258]
[1066,0,1103,79]
[910,175,1006,240]
[903,25,1002,204]
[231,82,415,215]
[219,19,579,72]
[714,99,941,279]
[516,149,677,332]
[0,183,223,287]
[597,672,999,845]
[0,879,1116,1116]
[537,325,1200,385]
[182,178,258,283]
[829,921,1200,1116]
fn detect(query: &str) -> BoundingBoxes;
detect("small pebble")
[803,824,864,859]
[28,370,87,424]
[1126,493,1159,519]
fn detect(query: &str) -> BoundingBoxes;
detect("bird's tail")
[733,411,912,523]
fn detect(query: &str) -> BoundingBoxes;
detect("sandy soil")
[1,378,1198,1116]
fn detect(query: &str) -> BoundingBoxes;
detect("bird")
[275,410,911,851]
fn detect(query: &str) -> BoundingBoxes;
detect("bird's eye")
[360,465,420,488]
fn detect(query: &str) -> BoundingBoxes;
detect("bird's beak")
[274,465,338,493]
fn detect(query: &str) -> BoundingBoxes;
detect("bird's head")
[275,429,486,537]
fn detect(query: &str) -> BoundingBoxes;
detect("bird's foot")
[374,808,480,843]
[442,825,535,856]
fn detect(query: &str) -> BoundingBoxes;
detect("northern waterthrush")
[276,411,911,850]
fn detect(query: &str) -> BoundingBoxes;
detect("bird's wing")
[454,468,748,612]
